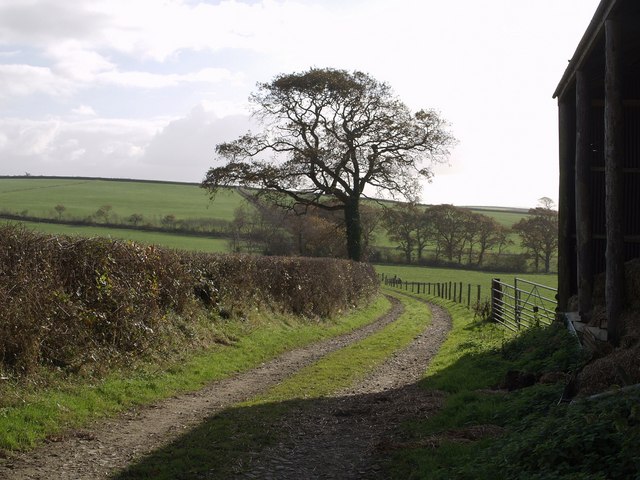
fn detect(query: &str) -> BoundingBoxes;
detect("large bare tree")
[201,68,455,261]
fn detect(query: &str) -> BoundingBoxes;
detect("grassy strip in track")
[116,291,431,479]
[0,295,390,452]
[253,290,430,403]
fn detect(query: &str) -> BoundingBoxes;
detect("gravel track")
[0,295,452,480]
[238,299,451,479]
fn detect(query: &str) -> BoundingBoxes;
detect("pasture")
[13,220,229,253]
[0,177,241,222]
[0,177,537,260]
[374,264,558,302]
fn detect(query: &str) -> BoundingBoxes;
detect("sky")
[0,0,602,208]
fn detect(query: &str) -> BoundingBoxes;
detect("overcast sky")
[0,0,601,208]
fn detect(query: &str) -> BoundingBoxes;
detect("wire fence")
[380,273,483,310]
[380,273,558,333]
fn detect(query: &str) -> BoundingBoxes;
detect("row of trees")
[44,204,226,234]
[382,199,558,272]
[225,195,558,273]
[383,203,509,266]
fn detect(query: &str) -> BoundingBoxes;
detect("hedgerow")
[0,225,378,378]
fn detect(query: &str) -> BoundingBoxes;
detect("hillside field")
[0,176,534,257]
[0,177,240,222]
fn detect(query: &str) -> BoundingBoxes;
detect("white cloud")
[0,116,162,175]
[47,40,114,82]
[142,105,254,178]
[71,105,97,116]
[96,67,243,89]
[0,64,73,99]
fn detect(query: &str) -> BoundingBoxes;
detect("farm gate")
[491,278,558,332]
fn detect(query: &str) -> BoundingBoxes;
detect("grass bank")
[385,290,639,480]
[0,296,390,452]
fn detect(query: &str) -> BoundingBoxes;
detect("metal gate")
[491,278,557,331]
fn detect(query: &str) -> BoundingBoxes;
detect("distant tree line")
[226,195,559,273]
[5,196,558,273]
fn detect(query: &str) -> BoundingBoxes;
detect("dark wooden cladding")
[605,18,624,347]
[576,71,594,316]
[624,105,640,168]
[558,98,577,310]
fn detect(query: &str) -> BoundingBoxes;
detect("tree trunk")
[344,197,363,261]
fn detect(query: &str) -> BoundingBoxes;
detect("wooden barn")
[554,0,640,346]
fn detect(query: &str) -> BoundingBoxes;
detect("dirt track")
[0,296,451,480]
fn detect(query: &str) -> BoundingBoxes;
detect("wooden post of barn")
[575,70,594,320]
[557,94,576,312]
[605,18,625,347]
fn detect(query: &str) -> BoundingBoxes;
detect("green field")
[0,177,241,222]
[0,177,535,259]
[374,264,557,301]
[10,220,229,253]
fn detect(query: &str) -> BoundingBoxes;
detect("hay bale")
[625,258,640,310]
[577,344,640,396]
[621,310,640,348]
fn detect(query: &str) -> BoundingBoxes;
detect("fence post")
[448,281,452,300]
[514,278,520,329]
[477,284,481,305]
[453,282,457,303]
[459,282,463,303]
[467,283,472,308]
[491,278,502,323]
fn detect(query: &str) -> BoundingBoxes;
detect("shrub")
[0,225,378,378]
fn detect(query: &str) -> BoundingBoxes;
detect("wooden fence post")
[491,278,502,323]
[467,284,472,308]
[514,278,521,329]
[459,282,463,303]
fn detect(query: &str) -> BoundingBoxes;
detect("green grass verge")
[0,296,390,451]
[116,291,432,479]
[384,291,638,480]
